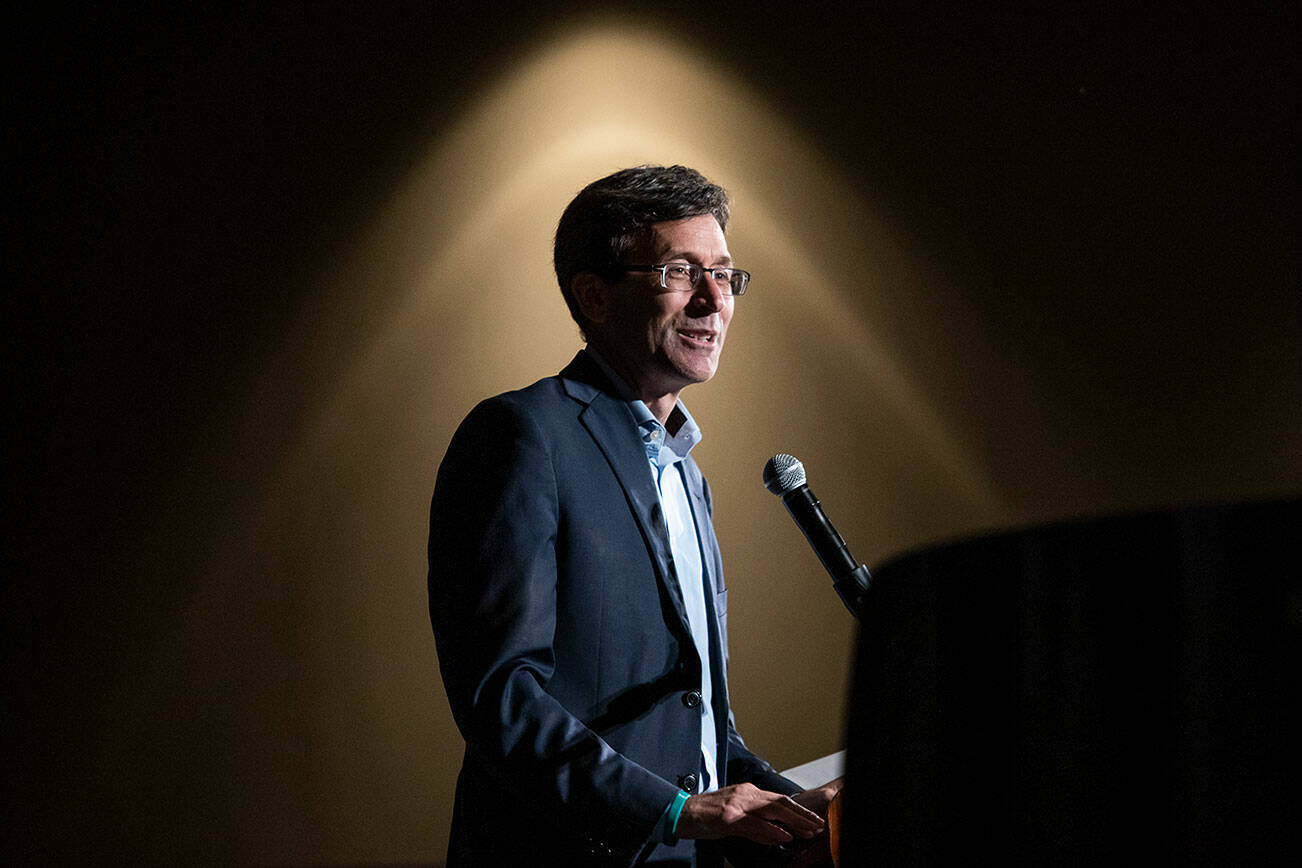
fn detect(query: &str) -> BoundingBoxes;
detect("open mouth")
[678,329,717,345]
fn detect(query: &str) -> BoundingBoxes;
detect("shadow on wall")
[16,8,1298,865]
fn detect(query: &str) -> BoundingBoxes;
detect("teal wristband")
[665,789,690,844]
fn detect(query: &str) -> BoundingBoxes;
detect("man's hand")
[791,776,844,820]
[675,783,825,846]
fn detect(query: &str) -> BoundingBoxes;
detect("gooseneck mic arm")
[763,453,871,619]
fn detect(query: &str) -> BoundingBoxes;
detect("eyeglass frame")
[622,262,750,296]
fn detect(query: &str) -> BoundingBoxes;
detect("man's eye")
[665,265,693,278]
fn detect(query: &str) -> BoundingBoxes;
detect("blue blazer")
[429,352,797,867]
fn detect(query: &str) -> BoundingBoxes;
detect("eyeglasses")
[623,262,750,296]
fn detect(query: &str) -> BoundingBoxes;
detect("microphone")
[763,453,871,619]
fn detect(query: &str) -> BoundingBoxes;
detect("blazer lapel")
[683,456,733,742]
[682,459,721,598]
[559,354,693,640]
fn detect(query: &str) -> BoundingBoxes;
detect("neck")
[643,394,680,427]
[586,344,681,426]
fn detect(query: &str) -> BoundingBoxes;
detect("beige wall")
[13,7,1298,864]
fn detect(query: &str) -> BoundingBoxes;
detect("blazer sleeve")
[428,395,680,855]
[724,722,802,797]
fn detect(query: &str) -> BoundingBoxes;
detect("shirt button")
[679,773,698,792]
[683,690,702,709]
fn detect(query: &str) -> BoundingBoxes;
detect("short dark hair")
[553,165,730,332]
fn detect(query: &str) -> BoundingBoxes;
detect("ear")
[571,272,610,326]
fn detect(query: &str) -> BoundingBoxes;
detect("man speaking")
[429,165,838,866]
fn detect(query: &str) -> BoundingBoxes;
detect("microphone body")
[764,454,871,619]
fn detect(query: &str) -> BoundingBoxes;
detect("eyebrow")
[658,250,734,267]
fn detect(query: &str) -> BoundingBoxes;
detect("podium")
[841,498,1299,864]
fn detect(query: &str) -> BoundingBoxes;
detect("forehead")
[643,214,731,262]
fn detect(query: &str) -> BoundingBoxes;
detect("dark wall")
[10,3,1297,863]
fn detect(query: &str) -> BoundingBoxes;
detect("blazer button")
[683,690,702,709]
[679,773,698,792]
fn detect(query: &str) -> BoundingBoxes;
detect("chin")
[658,349,720,389]
[676,363,717,385]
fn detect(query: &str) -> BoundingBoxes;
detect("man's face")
[598,213,736,400]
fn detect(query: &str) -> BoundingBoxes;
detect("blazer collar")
[558,350,615,405]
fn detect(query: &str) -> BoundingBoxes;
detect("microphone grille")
[763,453,806,495]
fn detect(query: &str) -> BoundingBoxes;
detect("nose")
[689,273,730,314]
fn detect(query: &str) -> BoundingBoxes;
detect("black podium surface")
[842,498,1299,865]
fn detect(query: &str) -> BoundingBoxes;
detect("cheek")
[651,301,684,331]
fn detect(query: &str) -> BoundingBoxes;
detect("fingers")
[734,794,824,846]
[791,779,844,818]
[762,794,825,837]
[678,783,825,845]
